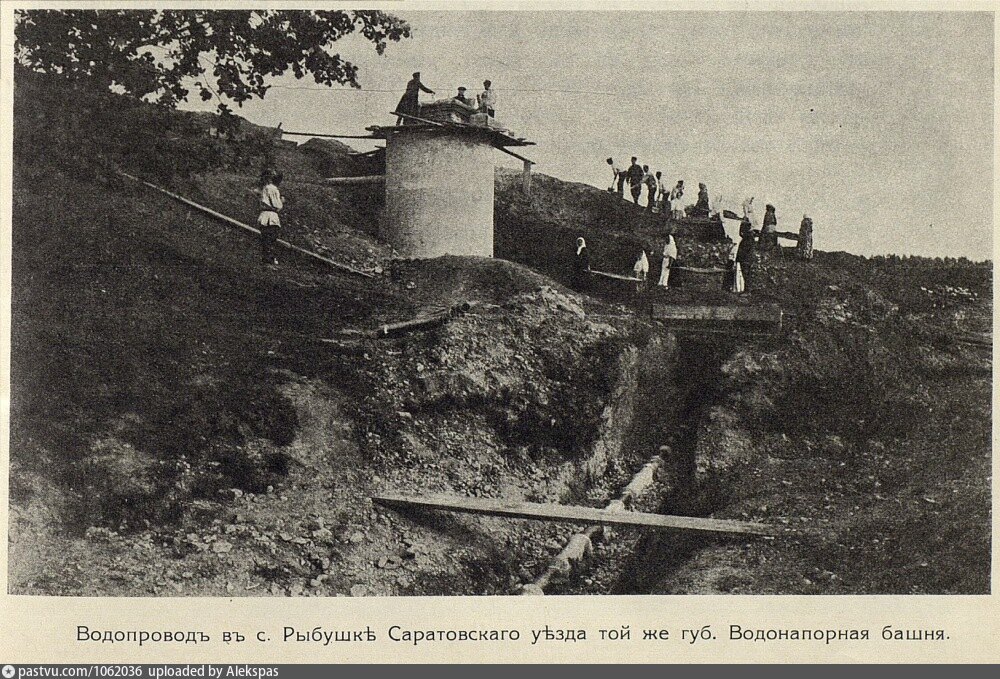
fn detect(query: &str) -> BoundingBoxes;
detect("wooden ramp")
[588,269,643,283]
[651,303,782,334]
[372,493,775,536]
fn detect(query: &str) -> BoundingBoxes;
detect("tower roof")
[370,101,533,148]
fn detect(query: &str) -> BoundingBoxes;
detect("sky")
[179,10,995,260]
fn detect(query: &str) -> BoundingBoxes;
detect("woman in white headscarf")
[633,249,649,293]
[670,181,686,220]
[658,233,678,289]
[742,196,759,230]
[574,236,590,280]
[725,238,745,293]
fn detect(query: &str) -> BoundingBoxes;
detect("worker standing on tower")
[478,80,497,118]
[395,72,434,125]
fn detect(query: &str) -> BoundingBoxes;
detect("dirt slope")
[8,70,992,596]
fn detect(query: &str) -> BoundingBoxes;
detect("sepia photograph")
[5,5,992,604]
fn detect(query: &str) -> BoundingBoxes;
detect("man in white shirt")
[607,158,623,194]
[656,171,670,213]
[258,170,284,265]
[478,80,497,118]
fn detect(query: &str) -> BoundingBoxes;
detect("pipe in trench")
[520,451,669,595]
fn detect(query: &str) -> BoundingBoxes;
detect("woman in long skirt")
[574,237,591,286]
[633,249,649,293]
[658,234,678,289]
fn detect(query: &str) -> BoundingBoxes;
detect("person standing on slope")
[575,236,591,285]
[761,203,779,253]
[670,180,686,220]
[607,158,624,195]
[736,217,756,292]
[656,171,670,214]
[633,248,650,292]
[643,165,658,212]
[626,157,645,205]
[258,169,284,266]
[658,233,678,289]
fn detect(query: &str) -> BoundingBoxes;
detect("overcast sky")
[181,10,994,260]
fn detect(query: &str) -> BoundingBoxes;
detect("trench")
[612,331,737,594]
[540,328,740,595]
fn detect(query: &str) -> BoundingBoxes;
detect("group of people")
[606,157,711,220]
[632,233,679,290]
[575,232,679,292]
[394,72,497,124]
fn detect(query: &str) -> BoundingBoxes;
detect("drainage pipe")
[520,449,668,595]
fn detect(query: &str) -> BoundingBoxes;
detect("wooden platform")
[651,303,783,334]
[372,493,775,536]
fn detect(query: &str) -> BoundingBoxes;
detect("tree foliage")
[15,9,410,112]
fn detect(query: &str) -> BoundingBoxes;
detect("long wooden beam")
[391,111,448,127]
[281,130,379,140]
[321,175,385,185]
[588,269,642,282]
[118,172,375,278]
[675,266,726,274]
[652,303,783,324]
[372,493,775,536]
[498,146,535,165]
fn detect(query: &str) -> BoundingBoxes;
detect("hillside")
[8,70,992,596]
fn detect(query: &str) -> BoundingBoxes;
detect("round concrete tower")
[382,127,496,258]
[371,101,533,259]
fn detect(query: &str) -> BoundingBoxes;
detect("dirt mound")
[299,137,384,177]
[495,169,730,295]
[346,281,626,470]
[9,67,992,598]
[387,255,583,309]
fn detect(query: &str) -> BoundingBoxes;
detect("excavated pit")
[612,332,738,594]
[537,329,744,596]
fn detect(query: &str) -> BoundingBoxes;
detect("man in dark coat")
[626,157,645,205]
[736,218,756,292]
[395,72,435,125]
[690,182,710,217]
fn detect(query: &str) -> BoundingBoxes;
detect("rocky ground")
[8,69,992,597]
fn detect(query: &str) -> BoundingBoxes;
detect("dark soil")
[8,69,992,597]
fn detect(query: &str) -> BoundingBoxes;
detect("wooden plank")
[321,175,385,185]
[498,146,535,165]
[775,230,800,241]
[281,130,379,140]
[372,493,775,536]
[652,303,782,324]
[588,269,642,282]
[391,111,448,127]
[674,266,726,274]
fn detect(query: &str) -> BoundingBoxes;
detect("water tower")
[369,100,534,259]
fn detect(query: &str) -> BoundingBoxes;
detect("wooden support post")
[372,493,776,536]
[522,158,532,196]
[798,217,814,261]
